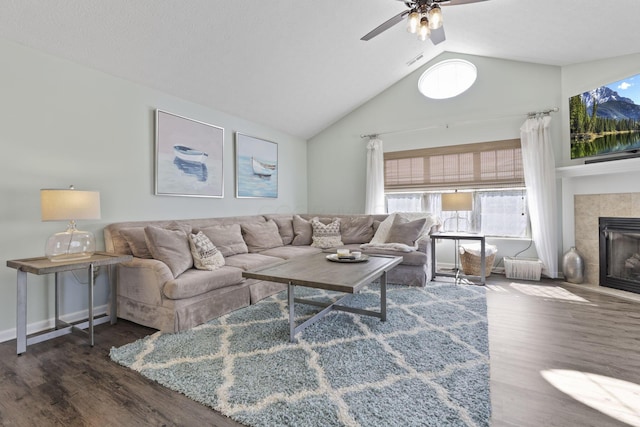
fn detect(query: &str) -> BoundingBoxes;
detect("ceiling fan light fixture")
[427,5,443,30]
[418,17,430,41]
[407,10,420,34]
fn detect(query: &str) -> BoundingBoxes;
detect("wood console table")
[6,252,132,354]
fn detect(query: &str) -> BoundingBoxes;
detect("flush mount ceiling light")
[418,59,477,99]
[361,0,488,44]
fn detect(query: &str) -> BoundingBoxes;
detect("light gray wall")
[0,38,307,341]
[308,52,562,265]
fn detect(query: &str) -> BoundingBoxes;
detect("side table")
[431,232,486,285]
[6,252,132,354]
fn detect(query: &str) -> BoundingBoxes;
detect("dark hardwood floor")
[1,277,639,426]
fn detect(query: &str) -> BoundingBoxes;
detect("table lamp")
[41,185,101,262]
[441,191,472,232]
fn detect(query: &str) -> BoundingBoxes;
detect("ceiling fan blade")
[430,26,446,44]
[361,10,410,41]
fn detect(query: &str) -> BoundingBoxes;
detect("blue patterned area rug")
[110,282,490,427]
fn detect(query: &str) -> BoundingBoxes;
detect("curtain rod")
[360,107,559,139]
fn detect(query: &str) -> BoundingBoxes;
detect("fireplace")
[599,217,640,294]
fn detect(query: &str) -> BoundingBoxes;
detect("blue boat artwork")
[236,133,278,198]
[172,145,208,182]
[155,110,224,198]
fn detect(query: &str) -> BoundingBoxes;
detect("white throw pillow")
[311,217,343,249]
[189,231,225,271]
[368,213,397,244]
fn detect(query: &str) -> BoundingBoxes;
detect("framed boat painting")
[235,133,278,198]
[155,110,224,198]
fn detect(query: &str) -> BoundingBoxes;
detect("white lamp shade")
[442,192,472,211]
[41,189,101,221]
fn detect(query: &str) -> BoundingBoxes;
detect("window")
[418,59,477,100]
[384,140,528,238]
[385,139,523,191]
[386,189,529,238]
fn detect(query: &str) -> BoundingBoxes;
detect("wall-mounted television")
[569,72,640,161]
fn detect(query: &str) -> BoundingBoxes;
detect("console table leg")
[55,272,60,328]
[16,270,27,355]
[109,264,118,325]
[88,264,94,347]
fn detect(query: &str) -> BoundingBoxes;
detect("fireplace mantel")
[556,157,640,178]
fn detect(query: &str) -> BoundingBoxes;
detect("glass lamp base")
[45,229,96,262]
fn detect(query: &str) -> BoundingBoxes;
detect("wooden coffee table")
[243,252,403,342]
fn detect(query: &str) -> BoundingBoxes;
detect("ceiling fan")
[361,0,488,44]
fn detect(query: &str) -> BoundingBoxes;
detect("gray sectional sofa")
[104,213,439,333]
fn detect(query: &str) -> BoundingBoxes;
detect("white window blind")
[384,139,524,192]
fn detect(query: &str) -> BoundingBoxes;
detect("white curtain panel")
[365,138,385,214]
[520,116,558,278]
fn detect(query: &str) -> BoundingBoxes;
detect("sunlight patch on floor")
[509,283,590,302]
[542,369,640,426]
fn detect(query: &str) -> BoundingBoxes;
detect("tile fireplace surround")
[574,192,640,286]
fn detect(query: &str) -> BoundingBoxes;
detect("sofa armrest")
[117,258,173,306]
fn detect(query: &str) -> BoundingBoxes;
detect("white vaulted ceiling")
[1,0,639,139]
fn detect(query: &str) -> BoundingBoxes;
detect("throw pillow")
[144,225,193,277]
[292,215,313,246]
[340,216,374,244]
[370,212,441,245]
[241,220,284,253]
[120,228,152,259]
[369,213,398,244]
[188,231,225,270]
[311,217,343,249]
[197,224,248,257]
[272,216,295,245]
[385,216,427,247]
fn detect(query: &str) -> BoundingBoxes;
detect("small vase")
[562,247,585,284]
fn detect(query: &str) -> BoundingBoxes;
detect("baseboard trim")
[0,304,108,344]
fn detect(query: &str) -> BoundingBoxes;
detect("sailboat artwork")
[155,110,224,198]
[236,133,278,198]
[173,145,208,164]
[251,157,276,178]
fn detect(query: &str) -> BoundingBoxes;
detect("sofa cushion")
[121,221,192,260]
[144,225,193,277]
[385,216,427,246]
[311,217,343,249]
[120,227,152,259]
[292,214,313,246]
[272,217,294,245]
[340,216,374,244]
[224,253,285,271]
[188,231,225,270]
[241,220,283,253]
[163,266,244,299]
[198,224,248,257]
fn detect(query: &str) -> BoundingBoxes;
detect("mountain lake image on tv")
[570,72,640,160]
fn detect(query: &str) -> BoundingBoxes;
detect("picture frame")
[235,133,278,198]
[155,110,224,198]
